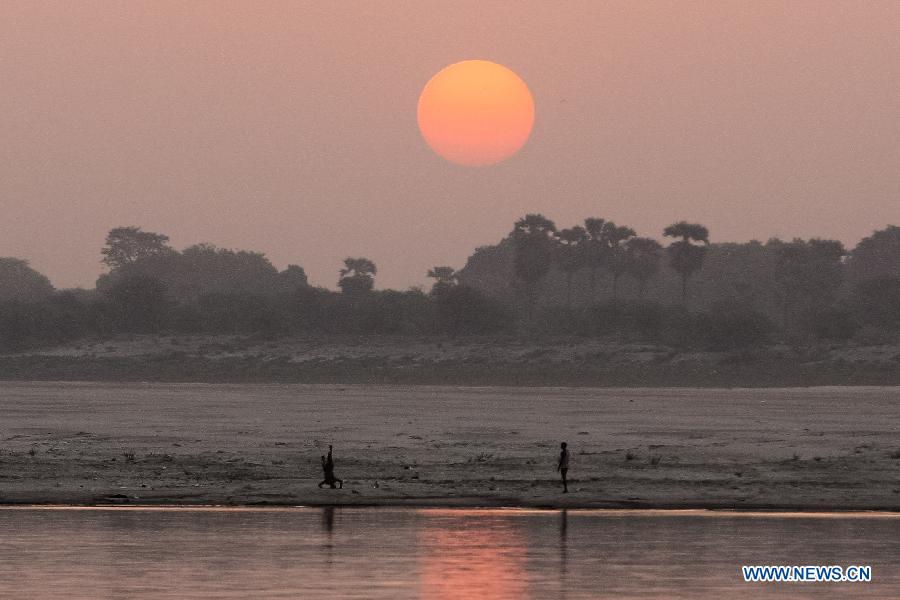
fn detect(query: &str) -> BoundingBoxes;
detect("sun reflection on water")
[418,512,530,599]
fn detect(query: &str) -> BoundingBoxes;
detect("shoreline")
[2,499,900,513]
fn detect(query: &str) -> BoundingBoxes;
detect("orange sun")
[417,60,535,167]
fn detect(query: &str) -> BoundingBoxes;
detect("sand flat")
[0,382,898,509]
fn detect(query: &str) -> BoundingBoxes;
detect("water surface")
[0,507,897,599]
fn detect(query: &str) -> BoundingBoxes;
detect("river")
[0,507,897,598]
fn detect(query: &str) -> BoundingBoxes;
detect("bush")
[46,291,92,340]
[0,301,49,350]
[435,285,513,335]
[356,290,434,335]
[198,292,282,334]
[853,325,895,346]
[104,274,170,333]
[851,277,900,332]
[659,302,772,350]
[698,303,773,351]
[800,306,859,341]
[0,294,96,351]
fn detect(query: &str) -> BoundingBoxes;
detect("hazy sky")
[3,1,899,290]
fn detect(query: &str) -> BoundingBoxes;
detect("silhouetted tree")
[435,285,512,335]
[554,226,587,305]
[583,217,608,300]
[699,300,773,351]
[278,264,309,291]
[361,290,433,335]
[101,243,286,302]
[768,238,845,330]
[338,257,377,296]
[104,274,169,332]
[664,221,709,304]
[851,276,900,331]
[512,214,557,317]
[624,237,663,298]
[101,226,174,270]
[0,258,54,302]
[46,291,92,341]
[802,306,859,341]
[177,244,282,299]
[427,266,457,296]
[198,291,282,334]
[847,225,900,282]
[603,223,636,300]
[0,301,48,350]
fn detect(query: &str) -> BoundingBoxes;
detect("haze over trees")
[511,214,557,316]
[554,226,587,306]
[2,221,900,352]
[769,238,845,330]
[583,217,607,299]
[663,221,710,303]
[605,223,637,300]
[624,238,663,298]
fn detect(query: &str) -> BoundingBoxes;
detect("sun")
[417,60,535,167]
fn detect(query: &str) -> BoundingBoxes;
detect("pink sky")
[2,1,899,290]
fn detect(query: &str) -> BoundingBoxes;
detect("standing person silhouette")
[557,442,570,493]
[318,444,343,489]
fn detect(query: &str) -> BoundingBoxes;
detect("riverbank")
[1,382,898,511]
[3,334,900,386]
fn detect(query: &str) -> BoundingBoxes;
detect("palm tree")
[583,217,608,301]
[427,266,457,295]
[512,214,557,318]
[554,226,587,306]
[624,237,662,298]
[338,257,377,295]
[602,222,636,300]
[663,222,710,304]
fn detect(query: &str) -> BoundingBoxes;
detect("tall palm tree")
[554,226,587,306]
[663,222,710,304]
[512,214,557,318]
[602,222,636,300]
[624,237,662,298]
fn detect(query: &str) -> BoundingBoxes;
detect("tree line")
[1,221,899,352]
[505,214,709,311]
[460,216,900,345]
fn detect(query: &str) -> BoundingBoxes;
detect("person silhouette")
[318,445,343,489]
[557,442,569,493]
[317,455,332,489]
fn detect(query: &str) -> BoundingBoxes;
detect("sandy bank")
[3,334,900,386]
[1,382,898,510]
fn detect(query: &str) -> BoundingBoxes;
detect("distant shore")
[2,334,900,386]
